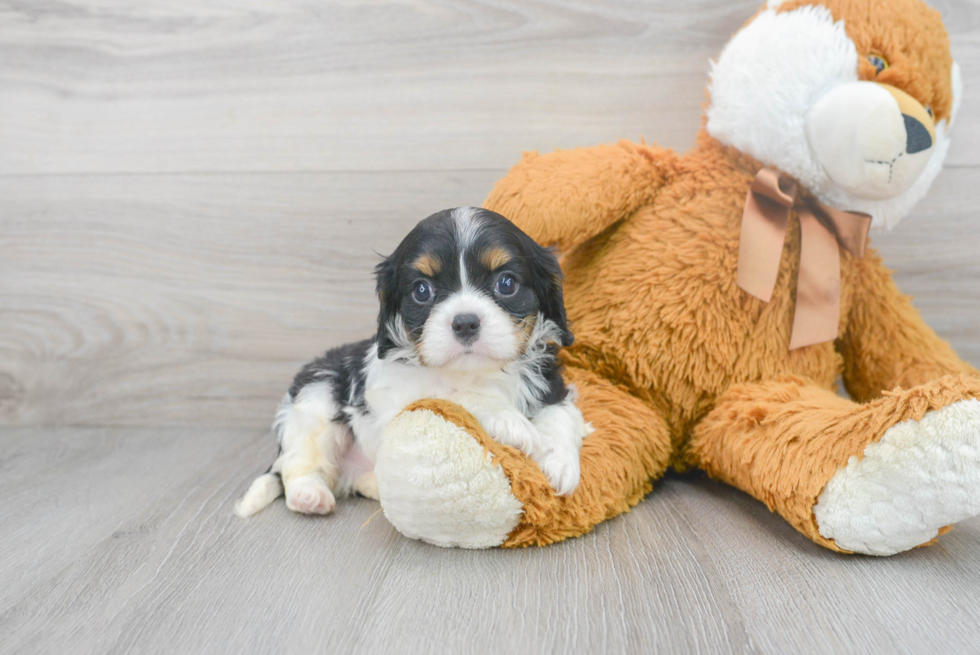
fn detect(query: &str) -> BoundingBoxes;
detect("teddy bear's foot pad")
[375,408,524,548]
[814,399,980,555]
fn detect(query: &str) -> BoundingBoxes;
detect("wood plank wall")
[2,0,978,427]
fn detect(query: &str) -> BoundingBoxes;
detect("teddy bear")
[373,0,980,555]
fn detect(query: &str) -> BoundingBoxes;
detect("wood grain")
[0,170,500,426]
[2,0,979,427]
[2,3,980,653]
[5,426,980,654]
[0,0,978,177]
[1,166,977,426]
[0,426,246,611]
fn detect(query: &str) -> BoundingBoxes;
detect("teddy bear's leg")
[375,367,673,548]
[840,251,978,401]
[689,375,980,555]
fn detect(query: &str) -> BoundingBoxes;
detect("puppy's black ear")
[374,254,400,359]
[527,240,574,347]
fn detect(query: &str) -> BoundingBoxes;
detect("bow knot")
[736,168,872,350]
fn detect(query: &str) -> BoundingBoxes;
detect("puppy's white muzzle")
[419,291,519,369]
[805,81,935,201]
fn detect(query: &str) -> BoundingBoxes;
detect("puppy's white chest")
[352,361,519,462]
[366,364,515,419]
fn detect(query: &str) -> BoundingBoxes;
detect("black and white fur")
[235,207,591,518]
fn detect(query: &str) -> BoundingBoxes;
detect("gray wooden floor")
[5,426,980,654]
[3,1,980,653]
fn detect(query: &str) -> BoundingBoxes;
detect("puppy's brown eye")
[494,274,518,297]
[412,281,433,303]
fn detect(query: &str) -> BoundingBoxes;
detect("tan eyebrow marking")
[412,254,441,277]
[481,247,512,271]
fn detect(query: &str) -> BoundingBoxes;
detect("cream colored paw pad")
[815,399,980,555]
[375,409,523,549]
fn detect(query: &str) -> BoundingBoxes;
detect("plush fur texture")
[375,403,524,548]
[692,375,980,552]
[814,398,980,555]
[374,0,980,552]
[707,0,958,230]
[382,371,672,547]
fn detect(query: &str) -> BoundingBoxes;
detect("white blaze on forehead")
[452,206,484,290]
[452,207,484,252]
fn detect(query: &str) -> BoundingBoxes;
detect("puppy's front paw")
[536,447,581,496]
[481,412,538,453]
[285,474,336,515]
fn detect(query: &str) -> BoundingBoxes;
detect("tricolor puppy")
[235,207,591,518]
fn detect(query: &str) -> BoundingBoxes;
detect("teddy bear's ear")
[950,60,963,129]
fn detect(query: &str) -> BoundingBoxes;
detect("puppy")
[235,207,591,518]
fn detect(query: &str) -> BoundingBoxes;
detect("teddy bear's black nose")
[904,114,933,154]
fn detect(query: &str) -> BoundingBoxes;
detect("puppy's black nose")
[451,314,481,342]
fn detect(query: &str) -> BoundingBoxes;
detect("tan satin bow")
[736,168,872,350]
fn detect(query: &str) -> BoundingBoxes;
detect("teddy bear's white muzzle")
[805,81,934,201]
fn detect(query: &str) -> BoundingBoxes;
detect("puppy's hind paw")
[537,448,581,496]
[285,474,336,515]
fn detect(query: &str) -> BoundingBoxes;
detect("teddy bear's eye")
[925,106,934,118]
[868,54,889,75]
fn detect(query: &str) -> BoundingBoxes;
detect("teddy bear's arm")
[484,140,678,253]
[375,366,674,548]
[838,250,978,402]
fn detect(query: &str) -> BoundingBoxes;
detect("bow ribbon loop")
[750,167,798,208]
[736,168,872,350]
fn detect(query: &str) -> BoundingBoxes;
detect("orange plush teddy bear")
[374,0,980,555]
